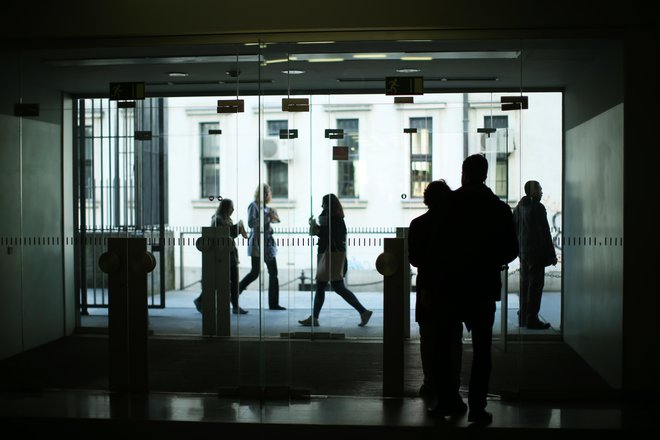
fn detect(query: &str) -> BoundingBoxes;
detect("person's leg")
[265,257,282,309]
[330,279,367,314]
[230,260,239,310]
[299,281,326,326]
[467,300,495,416]
[331,279,372,326]
[447,315,464,406]
[518,259,529,327]
[418,319,436,399]
[430,307,465,415]
[312,282,328,319]
[526,264,545,322]
[238,256,260,293]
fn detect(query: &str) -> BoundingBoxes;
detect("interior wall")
[563,44,624,388]
[622,29,660,395]
[0,59,24,359]
[0,56,68,359]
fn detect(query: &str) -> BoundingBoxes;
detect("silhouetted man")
[450,154,518,425]
[513,180,557,329]
[408,180,463,415]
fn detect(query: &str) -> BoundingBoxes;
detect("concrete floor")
[3,288,655,437]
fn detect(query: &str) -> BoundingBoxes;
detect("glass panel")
[48,36,561,400]
[409,117,433,198]
[1,35,625,410]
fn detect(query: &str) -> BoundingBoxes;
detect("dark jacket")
[408,206,453,321]
[212,213,239,266]
[313,210,348,278]
[451,183,518,302]
[512,196,557,266]
[315,211,347,254]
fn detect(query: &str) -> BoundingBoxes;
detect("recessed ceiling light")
[353,54,388,59]
[282,69,305,75]
[265,58,290,64]
[400,56,433,61]
[279,50,519,63]
[396,68,421,73]
[308,58,344,63]
[168,72,188,77]
[244,42,270,48]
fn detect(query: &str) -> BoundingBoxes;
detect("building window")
[267,120,289,137]
[200,122,220,198]
[267,161,288,198]
[409,117,432,198]
[337,118,359,198]
[264,119,289,198]
[84,126,94,200]
[484,115,508,130]
[484,115,509,200]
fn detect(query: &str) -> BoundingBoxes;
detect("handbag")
[315,249,346,282]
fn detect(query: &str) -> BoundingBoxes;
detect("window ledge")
[401,199,426,209]
[339,199,368,209]
[270,200,297,209]
[192,199,221,209]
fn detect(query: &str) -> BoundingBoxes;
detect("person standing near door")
[408,179,462,412]
[238,183,286,310]
[513,180,557,329]
[450,154,518,425]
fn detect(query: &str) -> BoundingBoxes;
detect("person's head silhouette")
[524,180,543,201]
[216,198,234,218]
[423,179,451,208]
[461,154,488,185]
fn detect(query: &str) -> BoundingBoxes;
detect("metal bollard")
[376,236,407,398]
[99,237,156,393]
[196,226,232,336]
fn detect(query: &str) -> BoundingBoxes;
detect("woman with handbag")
[299,193,373,327]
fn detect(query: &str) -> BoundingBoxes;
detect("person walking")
[238,183,286,310]
[299,193,372,327]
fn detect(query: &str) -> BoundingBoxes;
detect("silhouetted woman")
[299,193,372,327]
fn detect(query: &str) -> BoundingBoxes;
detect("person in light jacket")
[238,183,286,310]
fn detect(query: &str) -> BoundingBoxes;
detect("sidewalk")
[81,288,562,339]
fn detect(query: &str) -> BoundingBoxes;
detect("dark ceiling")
[15,37,619,97]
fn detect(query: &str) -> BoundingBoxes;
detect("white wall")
[564,104,624,388]
[166,92,563,289]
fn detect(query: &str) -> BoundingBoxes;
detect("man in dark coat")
[450,154,518,425]
[513,180,558,329]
